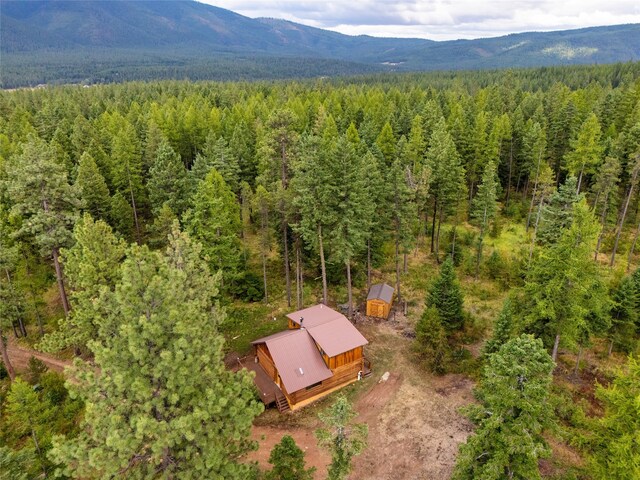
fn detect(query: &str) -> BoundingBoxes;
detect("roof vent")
[299,317,305,329]
[299,367,304,375]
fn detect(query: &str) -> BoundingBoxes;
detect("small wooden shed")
[366,283,394,319]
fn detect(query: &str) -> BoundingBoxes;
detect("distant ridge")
[1,0,639,87]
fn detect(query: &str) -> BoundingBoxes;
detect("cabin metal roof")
[251,305,368,392]
[252,329,332,393]
[287,304,368,356]
[367,283,394,304]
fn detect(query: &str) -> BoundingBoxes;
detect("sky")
[199,1,640,41]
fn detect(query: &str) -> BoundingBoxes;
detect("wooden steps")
[275,390,290,413]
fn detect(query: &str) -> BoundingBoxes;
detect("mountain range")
[1,0,639,87]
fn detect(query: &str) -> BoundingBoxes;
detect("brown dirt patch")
[248,425,330,473]
[6,338,71,373]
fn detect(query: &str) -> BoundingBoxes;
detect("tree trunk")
[28,417,47,478]
[506,141,514,207]
[430,199,438,253]
[262,251,268,303]
[282,216,291,307]
[594,191,610,261]
[552,333,561,363]
[52,247,70,317]
[295,236,302,309]
[125,161,141,245]
[610,175,636,267]
[526,149,543,232]
[475,207,488,279]
[367,239,371,291]
[403,252,408,274]
[528,194,545,264]
[573,346,582,377]
[318,224,328,305]
[395,232,402,305]
[0,331,15,381]
[576,164,585,194]
[435,206,444,263]
[626,218,640,272]
[608,338,614,356]
[346,260,353,319]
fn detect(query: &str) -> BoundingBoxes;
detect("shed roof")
[252,329,333,393]
[367,283,394,304]
[287,305,368,356]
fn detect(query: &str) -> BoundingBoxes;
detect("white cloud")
[197,0,640,40]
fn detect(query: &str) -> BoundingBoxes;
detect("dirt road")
[6,338,71,373]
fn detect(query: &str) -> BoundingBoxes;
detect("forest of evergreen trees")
[0,63,639,478]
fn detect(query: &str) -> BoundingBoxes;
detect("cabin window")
[306,381,322,390]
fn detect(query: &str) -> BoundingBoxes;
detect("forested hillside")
[1,0,639,87]
[1,63,639,478]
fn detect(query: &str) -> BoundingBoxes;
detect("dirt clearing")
[250,322,475,479]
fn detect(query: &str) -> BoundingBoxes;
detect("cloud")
[197,0,640,40]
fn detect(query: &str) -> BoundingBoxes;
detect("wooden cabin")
[251,304,369,411]
[366,283,394,319]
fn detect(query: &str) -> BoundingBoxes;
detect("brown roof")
[367,283,394,304]
[252,329,332,393]
[287,304,368,357]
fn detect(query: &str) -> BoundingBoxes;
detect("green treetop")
[428,256,465,333]
[265,435,316,480]
[6,135,81,316]
[453,335,554,480]
[184,168,242,286]
[471,160,499,278]
[316,395,368,480]
[74,152,111,221]
[524,198,605,361]
[50,227,263,479]
[147,140,189,217]
[590,356,640,480]
[565,113,603,192]
[39,214,126,354]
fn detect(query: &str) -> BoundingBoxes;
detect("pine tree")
[291,134,334,305]
[265,435,316,480]
[109,120,144,242]
[50,227,263,479]
[0,205,20,379]
[4,379,54,477]
[147,140,189,216]
[471,161,499,278]
[592,155,621,260]
[6,136,81,316]
[482,298,515,356]
[525,199,605,361]
[426,119,466,259]
[0,446,35,480]
[109,191,134,239]
[253,185,271,302]
[75,152,111,220]
[565,113,603,192]
[453,335,554,480]
[39,214,125,353]
[148,202,178,249]
[415,306,448,374]
[257,109,298,307]
[375,121,396,165]
[428,257,465,333]
[590,356,640,480]
[607,275,639,354]
[316,395,368,480]
[537,176,581,246]
[327,136,374,317]
[184,168,242,286]
[387,149,416,304]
